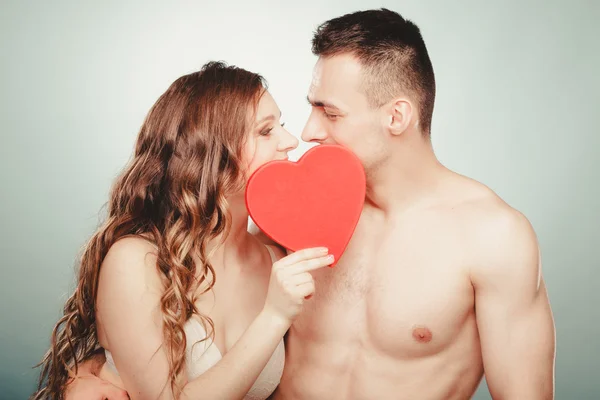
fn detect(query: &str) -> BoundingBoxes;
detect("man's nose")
[301,111,328,143]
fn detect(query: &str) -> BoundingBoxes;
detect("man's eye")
[324,111,338,120]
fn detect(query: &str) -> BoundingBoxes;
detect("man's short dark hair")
[312,8,436,134]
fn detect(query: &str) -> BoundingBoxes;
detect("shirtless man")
[275,8,555,399]
[64,8,556,400]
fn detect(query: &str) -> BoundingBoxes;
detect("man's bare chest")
[294,217,476,356]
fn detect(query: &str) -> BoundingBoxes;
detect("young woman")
[33,61,334,400]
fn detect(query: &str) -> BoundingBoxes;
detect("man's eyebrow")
[306,96,341,111]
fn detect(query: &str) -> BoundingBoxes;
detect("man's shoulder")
[448,177,539,281]
[466,197,535,250]
[448,174,529,229]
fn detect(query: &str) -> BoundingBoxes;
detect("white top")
[104,245,285,400]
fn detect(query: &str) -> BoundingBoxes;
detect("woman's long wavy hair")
[31,61,267,399]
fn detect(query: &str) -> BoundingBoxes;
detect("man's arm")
[70,351,105,377]
[472,209,556,400]
[64,352,129,400]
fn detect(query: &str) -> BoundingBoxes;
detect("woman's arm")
[97,237,331,399]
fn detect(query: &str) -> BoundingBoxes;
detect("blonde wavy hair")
[31,61,267,399]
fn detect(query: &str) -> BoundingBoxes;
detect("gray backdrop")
[1,0,598,398]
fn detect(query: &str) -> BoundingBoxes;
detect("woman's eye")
[260,127,273,136]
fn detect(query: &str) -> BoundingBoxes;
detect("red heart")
[245,144,365,266]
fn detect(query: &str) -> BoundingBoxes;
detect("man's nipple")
[412,326,433,343]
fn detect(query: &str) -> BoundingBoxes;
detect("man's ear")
[386,98,413,136]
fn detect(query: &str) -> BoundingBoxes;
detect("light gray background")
[1,0,598,398]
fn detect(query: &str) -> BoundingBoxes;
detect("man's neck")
[365,135,448,214]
